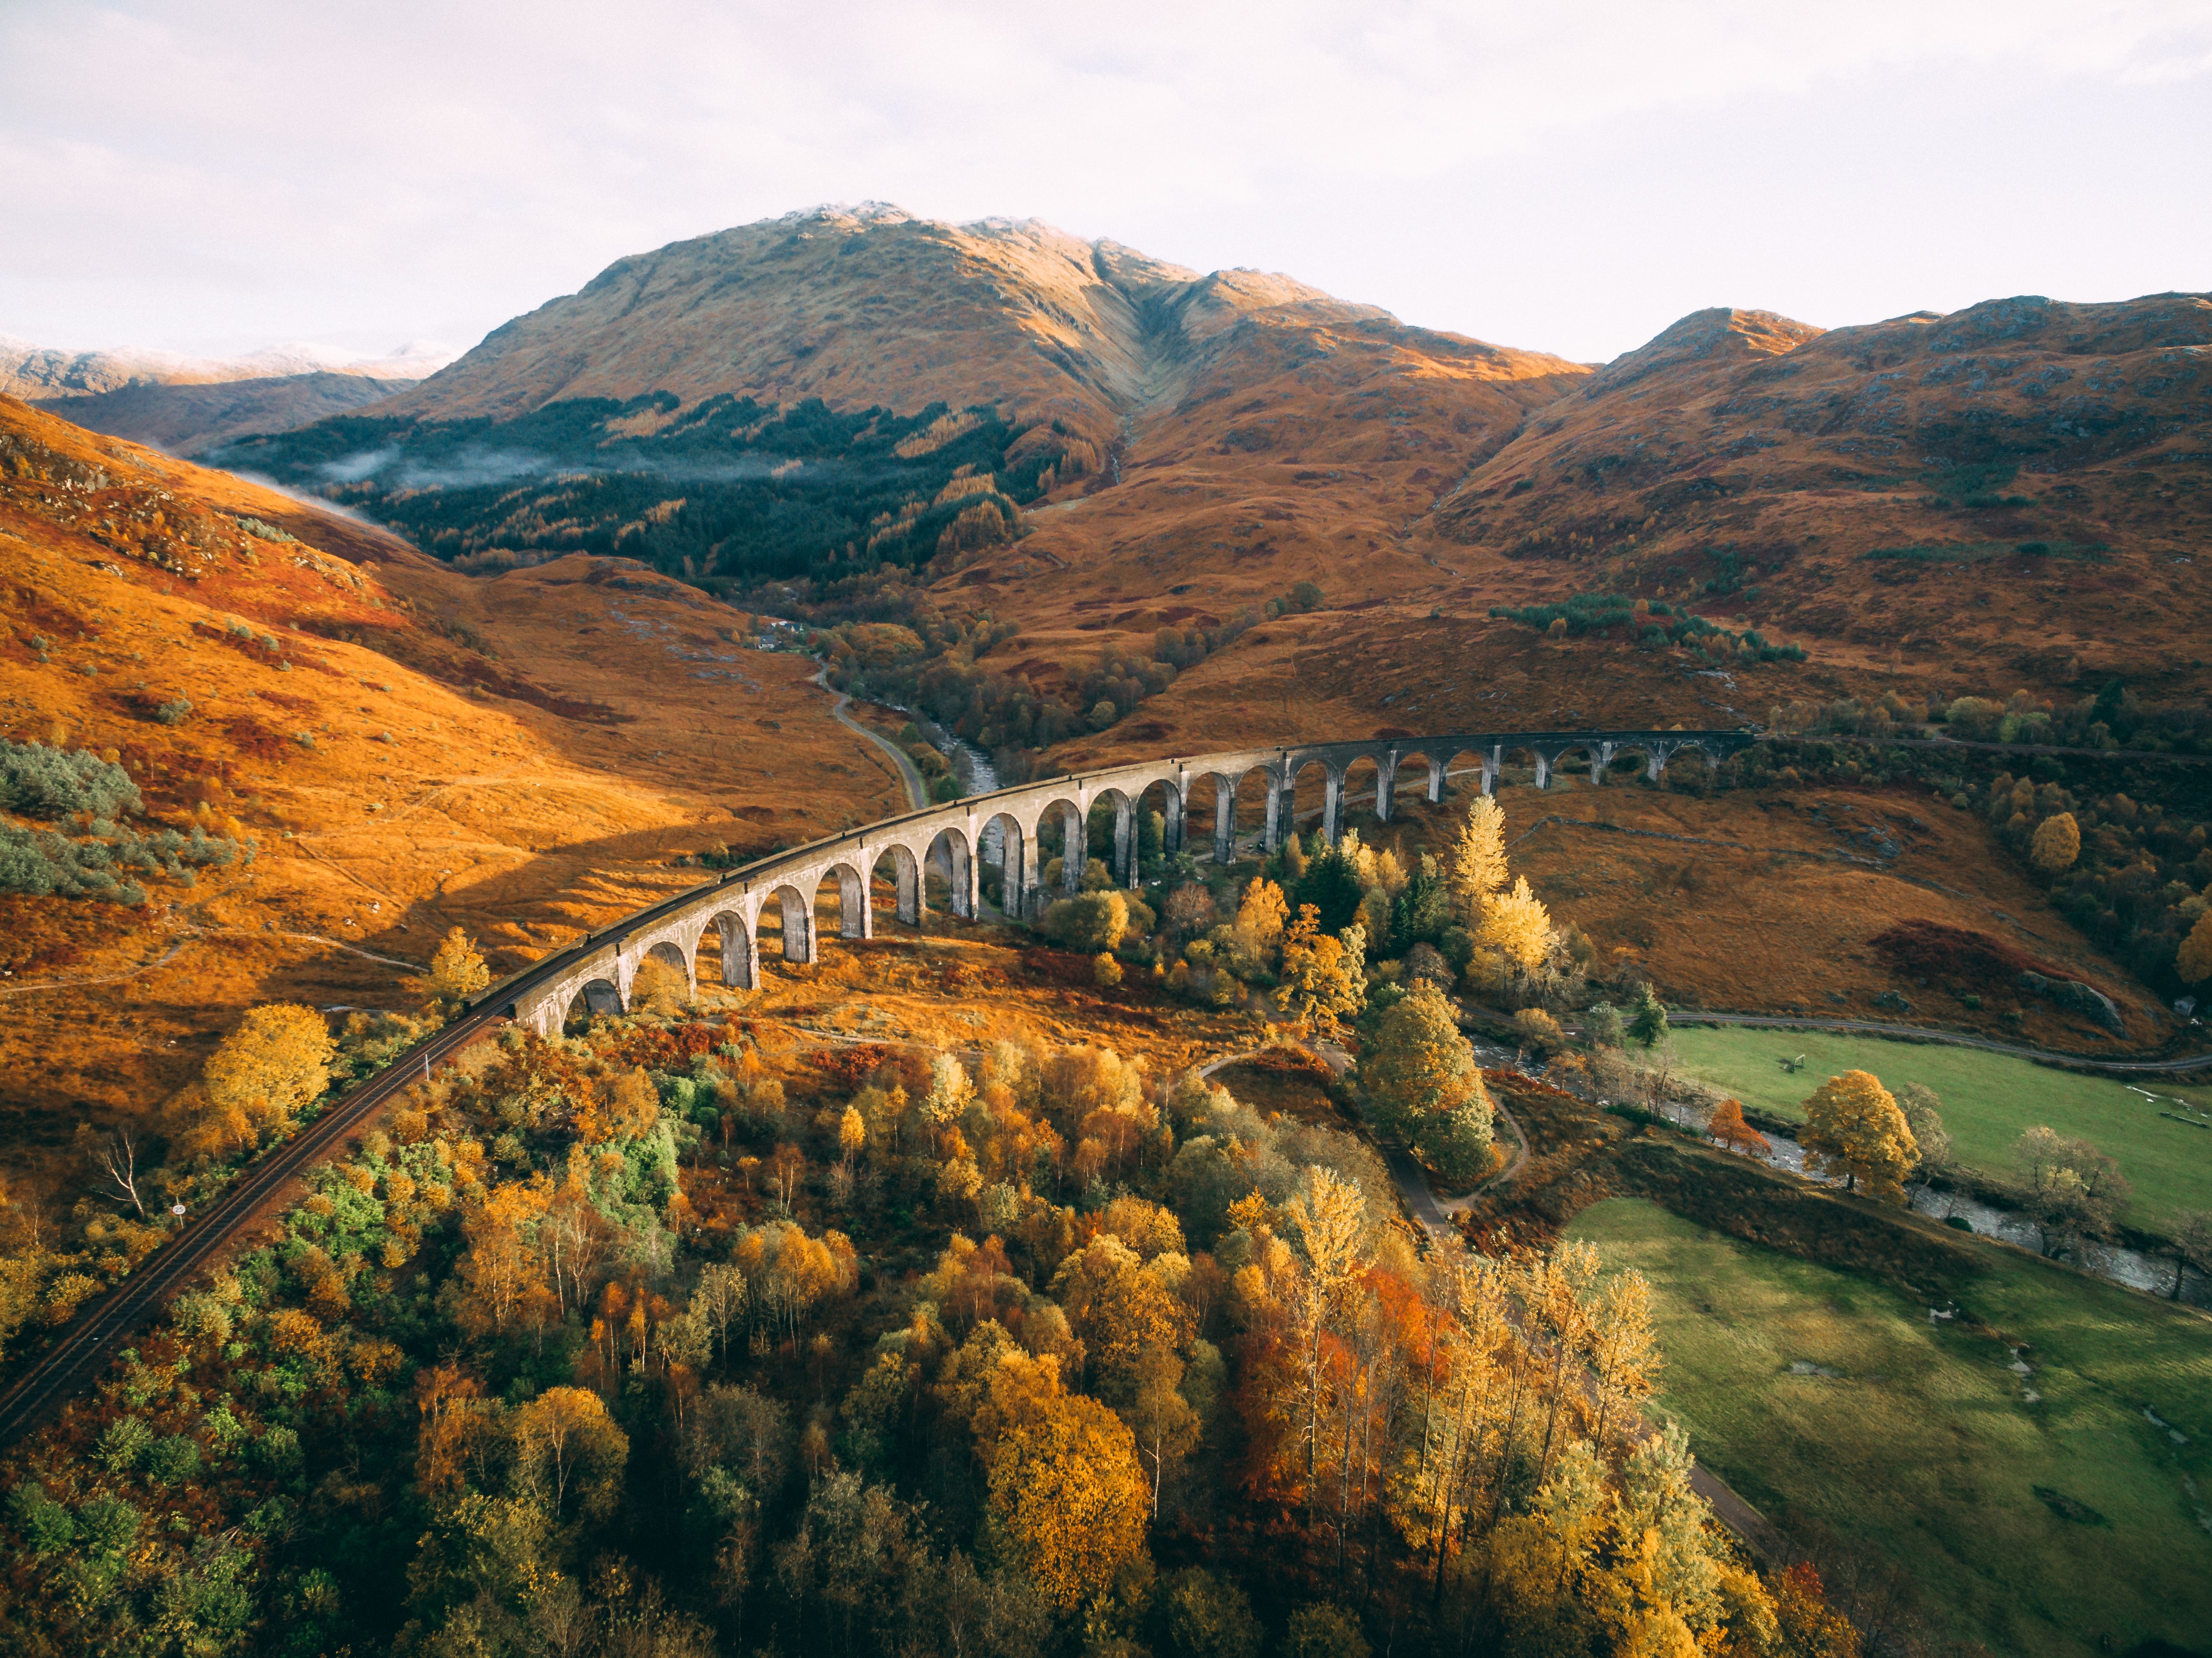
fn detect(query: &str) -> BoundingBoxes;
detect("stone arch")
[817,861,869,941]
[1546,740,1603,788]
[979,810,1030,919]
[1033,796,1085,894]
[564,976,624,1033]
[926,825,976,920]
[1133,779,1180,884]
[1090,786,1140,887]
[871,843,923,927]
[757,882,816,965]
[694,908,754,989]
[1604,739,1664,784]
[1396,749,1446,808]
[1497,741,1548,791]
[1284,759,1333,848]
[1187,771,1237,864]
[1340,753,1385,832]
[643,938,693,990]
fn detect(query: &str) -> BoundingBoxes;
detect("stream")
[1630,1092,2209,1304]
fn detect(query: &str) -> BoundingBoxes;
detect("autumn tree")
[415,927,490,1007]
[1049,1233,1193,1401]
[1801,1071,1919,1202]
[1585,1268,1663,1449]
[175,1004,336,1159]
[513,1386,629,1519]
[1232,878,1289,964]
[1043,891,1129,953]
[2029,812,2080,873]
[2180,907,2212,984]
[1277,905,1366,1038]
[1893,1081,1953,1178]
[629,955,689,1019]
[1706,1099,1769,1159]
[1363,982,1494,1181]
[448,1178,556,1338]
[2014,1125,2131,1251]
[981,1354,1150,1616]
[1448,795,1508,928]
[1476,876,1553,973]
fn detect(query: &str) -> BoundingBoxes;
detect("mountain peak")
[1589,306,1822,395]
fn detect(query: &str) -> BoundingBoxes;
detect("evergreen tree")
[1627,985,1670,1048]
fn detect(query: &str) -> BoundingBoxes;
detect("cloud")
[1,0,2206,360]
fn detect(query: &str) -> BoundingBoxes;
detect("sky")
[2,0,2209,367]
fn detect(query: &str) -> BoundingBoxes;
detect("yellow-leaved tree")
[1276,905,1366,1038]
[1361,982,1493,1180]
[2178,907,2212,985]
[174,1004,335,1159]
[2029,812,2081,874]
[1800,1070,1919,1202]
[1477,876,1555,971]
[1232,878,1289,964]
[981,1352,1150,1616]
[417,927,490,1006]
[1448,795,1509,928]
[512,1385,630,1519]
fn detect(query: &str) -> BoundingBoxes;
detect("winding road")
[819,674,929,812]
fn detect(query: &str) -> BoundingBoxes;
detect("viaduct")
[0,727,1757,1446]
[511,729,1755,1037]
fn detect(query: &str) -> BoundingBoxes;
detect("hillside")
[1422,294,2212,698]
[0,396,899,1188]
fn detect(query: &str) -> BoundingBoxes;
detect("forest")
[219,394,1069,588]
[0,800,1869,1658]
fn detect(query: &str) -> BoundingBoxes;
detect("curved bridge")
[508,728,1754,1036]
[0,724,1742,1446]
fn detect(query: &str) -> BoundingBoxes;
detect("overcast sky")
[3,0,2209,367]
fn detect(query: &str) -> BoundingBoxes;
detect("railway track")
[0,971,541,1449]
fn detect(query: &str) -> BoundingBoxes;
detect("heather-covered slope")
[1425,293,2212,695]
[0,397,895,1183]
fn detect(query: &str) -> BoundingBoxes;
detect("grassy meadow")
[1668,1026,2212,1232]
[1566,1197,2212,1658]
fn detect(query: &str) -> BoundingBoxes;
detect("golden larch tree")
[1233,877,1289,961]
[513,1385,630,1518]
[1800,1071,1919,1202]
[1448,795,1509,928]
[1276,905,1366,1038]
[1476,876,1554,971]
[420,927,491,1004]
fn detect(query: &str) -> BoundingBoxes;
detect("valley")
[2,204,2209,1658]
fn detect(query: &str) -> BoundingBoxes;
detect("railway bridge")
[513,728,1755,1036]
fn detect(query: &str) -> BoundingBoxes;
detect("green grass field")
[1566,1198,2212,1658]
[1668,1026,2212,1233]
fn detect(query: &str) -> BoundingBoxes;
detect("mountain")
[0,335,452,401]
[27,371,413,454]
[223,204,1588,618]
[224,210,2212,745]
[1422,293,2212,694]
[2,335,455,456]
